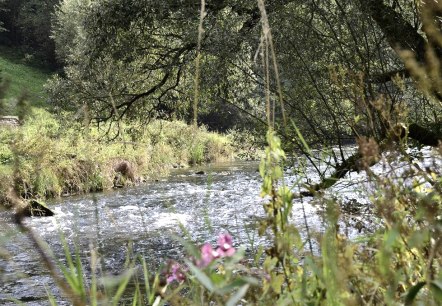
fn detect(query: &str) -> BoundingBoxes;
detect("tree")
[0,0,60,68]
[49,0,440,148]
[50,0,265,129]
[0,0,6,32]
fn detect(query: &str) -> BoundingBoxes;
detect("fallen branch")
[297,122,441,197]
[298,152,363,197]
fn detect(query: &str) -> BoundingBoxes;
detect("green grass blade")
[74,249,86,300]
[139,257,151,300]
[430,280,442,302]
[132,288,139,306]
[45,286,58,306]
[111,269,135,306]
[226,284,249,306]
[291,119,311,155]
[186,260,215,292]
[404,282,426,305]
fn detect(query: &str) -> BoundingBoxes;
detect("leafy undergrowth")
[0,109,234,202]
[143,134,441,305]
[15,132,439,306]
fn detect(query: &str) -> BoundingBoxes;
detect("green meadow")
[0,46,51,111]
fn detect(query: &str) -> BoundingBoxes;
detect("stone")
[114,161,134,179]
[0,116,20,127]
[22,200,55,217]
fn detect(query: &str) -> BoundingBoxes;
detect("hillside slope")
[0,47,52,113]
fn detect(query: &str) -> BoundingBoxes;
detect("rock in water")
[114,160,135,181]
[0,116,20,127]
[22,200,55,217]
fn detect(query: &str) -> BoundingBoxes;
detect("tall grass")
[0,109,234,202]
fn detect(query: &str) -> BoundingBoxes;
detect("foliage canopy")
[48,0,441,147]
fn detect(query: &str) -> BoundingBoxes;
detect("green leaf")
[216,277,258,295]
[404,282,426,305]
[56,232,86,295]
[263,256,278,271]
[223,247,245,267]
[430,280,442,302]
[226,284,250,306]
[100,269,135,289]
[305,257,322,279]
[150,274,160,305]
[215,278,248,295]
[58,263,81,293]
[186,260,215,292]
[259,159,266,178]
[7,298,26,306]
[172,234,199,259]
[271,274,285,294]
[210,273,225,286]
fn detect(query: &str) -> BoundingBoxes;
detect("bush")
[0,111,234,201]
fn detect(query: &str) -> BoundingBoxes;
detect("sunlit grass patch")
[0,110,235,201]
[0,47,52,112]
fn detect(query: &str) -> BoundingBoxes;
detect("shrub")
[0,112,234,201]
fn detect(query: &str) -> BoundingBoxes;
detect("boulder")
[21,199,55,217]
[0,116,20,127]
[113,160,136,188]
[114,160,135,181]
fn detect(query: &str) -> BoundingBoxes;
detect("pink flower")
[197,243,219,267]
[217,233,235,257]
[166,262,186,284]
[196,234,236,268]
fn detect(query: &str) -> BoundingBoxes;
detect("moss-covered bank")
[0,109,234,203]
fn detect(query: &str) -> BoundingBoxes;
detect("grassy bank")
[0,109,234,202]
[0,47,52,112]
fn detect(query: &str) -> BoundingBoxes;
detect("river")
[0,160,369,305]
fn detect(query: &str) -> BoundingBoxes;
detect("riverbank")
[0,109,236,205]
[3,141,440,305]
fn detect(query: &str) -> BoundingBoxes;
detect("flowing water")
[0,160,369,305]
